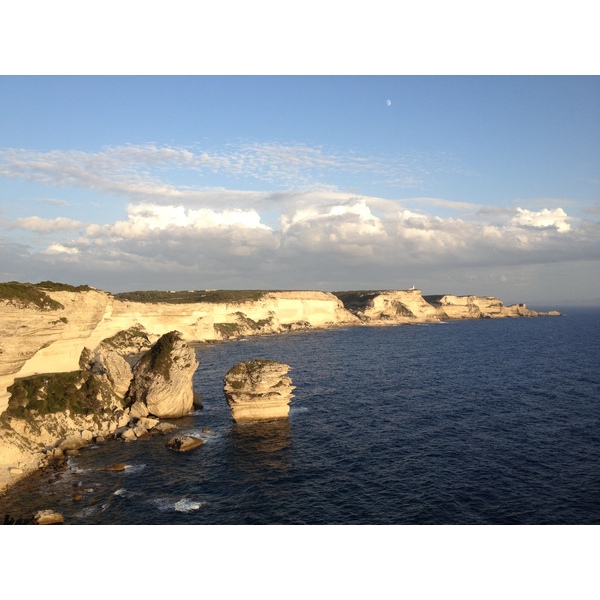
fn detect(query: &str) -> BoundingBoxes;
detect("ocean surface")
[1,309,599,525]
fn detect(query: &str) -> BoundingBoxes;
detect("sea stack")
[223,359,295,423]
[126,331,198,418]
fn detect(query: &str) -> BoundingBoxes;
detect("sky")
[0,74,599,306]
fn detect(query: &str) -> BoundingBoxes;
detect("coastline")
[0,285,560,497]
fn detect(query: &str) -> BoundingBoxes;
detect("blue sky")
[1,75,599,306]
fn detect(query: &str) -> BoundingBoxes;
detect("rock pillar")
[223,359,295,423]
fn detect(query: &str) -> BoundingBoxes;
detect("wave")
[151,497,203,513]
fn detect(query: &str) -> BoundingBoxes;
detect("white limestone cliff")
[344,289,442,323]
[424,295,539,319]
[0,289,357,413]
[0,282,559,494]
[0,286,553,415]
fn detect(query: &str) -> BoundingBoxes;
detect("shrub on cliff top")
[226,359,278,378]
[0,281,64,310]
[102,325,151,352]
[36,281,93,292]
[114,289,274,304]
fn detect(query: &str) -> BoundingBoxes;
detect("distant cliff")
[0,283,551,414]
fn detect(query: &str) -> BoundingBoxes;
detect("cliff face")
[338,289,441,323]
[0,290,357,413]
[424,295,538,319]
[0,286,548,415]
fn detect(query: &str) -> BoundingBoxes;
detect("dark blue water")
[2,310,599,524]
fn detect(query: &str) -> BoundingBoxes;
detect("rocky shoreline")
[0,283,561,502]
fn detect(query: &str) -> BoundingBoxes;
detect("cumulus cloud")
[44,196,595,282]
[86,203,272,240]
[2,143,599,299]
[508,207,571,232]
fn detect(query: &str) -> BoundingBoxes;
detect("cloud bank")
[1,143,599,303]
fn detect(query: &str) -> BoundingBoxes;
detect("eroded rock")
[126,331,199,419]
[223,359,295,423]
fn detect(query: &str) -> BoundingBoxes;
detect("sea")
[1,308,599,525]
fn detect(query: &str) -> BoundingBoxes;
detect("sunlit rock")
[223,359,295,423]
[126,331,199,419]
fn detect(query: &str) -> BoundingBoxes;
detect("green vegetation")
[215,313,273,339]
[36,281,94,292]
[227,359,277,378]
[4,371,113,419]
[0,281,64,310]
[0,280,93,310]
[114,289,276,304]
[214,322,244,338]
[102,325,151,351]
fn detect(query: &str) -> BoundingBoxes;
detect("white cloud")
[86,203,272,239]
[9,216,86,232]
[508,207,571,232]
[43,243,80,255]
[0,142,433,203]
[1,143,599,301]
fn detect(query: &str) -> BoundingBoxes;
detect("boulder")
[58,433,87,452]
[121,428,137,441]
[137,417,159,430]
[166,436,204,452]
[33,509,64,525]
[151,422,178,435]
[129,401,149,419]
[126,331,199,419]
[223,359,295,423]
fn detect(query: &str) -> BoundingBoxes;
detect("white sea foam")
[174,498,203,512]
[152,497,203,512]
[123,463,146,474]
[113,488,139,499]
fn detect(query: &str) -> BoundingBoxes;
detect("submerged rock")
[101,463,127,471]
[126,331,199,419]
[166,436,204,452]
[223,359,295,423]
